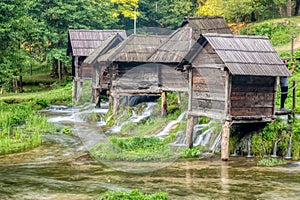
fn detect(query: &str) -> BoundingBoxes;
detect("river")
[0,105,300,200]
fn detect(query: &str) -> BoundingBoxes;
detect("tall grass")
[0,95,60,155]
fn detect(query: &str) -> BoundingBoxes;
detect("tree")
[196,0,223,16]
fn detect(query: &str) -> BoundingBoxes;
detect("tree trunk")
[295,0,300,16]
[287,0,292,17]
[279,5,286,17]
[19,66,23,93]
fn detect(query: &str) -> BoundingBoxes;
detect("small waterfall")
[193,127,214,147]
[284,133,293,159]
[107,102,157,134]
[156,111,187,137]
[210,130,222,153]
[246,135,252,158]
[169,131,186,147]
[271,140,278,158]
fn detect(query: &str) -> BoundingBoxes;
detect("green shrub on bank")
[257,158,288,167]
[90,136,181,161]
[241,20,297,46]
[250,118,300,159]
[0,104,58,155]
[98,189,168,200]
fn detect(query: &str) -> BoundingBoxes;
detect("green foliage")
[98,189,168,200]
[241,20,298,46]
[181,146,202,158]
[0,101,58,155]
[257,158,288,167]
[292,119,300,160]
[250,118,293,157]
[121,117,167,135]
[61,126,73,135]
[91,136,178,161]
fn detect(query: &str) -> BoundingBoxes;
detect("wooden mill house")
[179,33,291,161]
[82,33,125,105]
[67,29,126,102]
[90,16,232,114]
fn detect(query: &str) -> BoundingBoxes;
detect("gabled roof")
[97,34,168,63]
[67,29,127,56]
[83,33,125,65]
[195,33,290,76]
[181,16,232,40]
[148,27,195,63]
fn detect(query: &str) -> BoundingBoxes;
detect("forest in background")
[1,0,300,92]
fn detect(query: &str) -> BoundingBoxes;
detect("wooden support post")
[177,92,182,104]
[113,96,119,115]
[221,121,231,161]
[185,115,195,148]
[77,79,83,102]
[161,91,168,117]
[72,78,78,103]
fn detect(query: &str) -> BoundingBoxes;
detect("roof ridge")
[202,33,269,40]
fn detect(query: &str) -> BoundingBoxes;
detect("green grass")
[257,158,288,167]
[90,136,183,161]
[98,189,168,200]
[0,83,71,155]
[0,83,72,106]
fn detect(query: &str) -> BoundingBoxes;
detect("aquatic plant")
[181,146,202,158]
[61,126,73,136]
[257,158,288,167]
[98,189,168,200]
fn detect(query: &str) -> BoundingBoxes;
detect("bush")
[98,189,168,200]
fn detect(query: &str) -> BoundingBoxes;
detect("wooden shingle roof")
[97,34,168,63]
[83,33,125,65]
[148,27,195,63]
[181,16,232,40]
[200,33,290,76]
[67,29,127,56]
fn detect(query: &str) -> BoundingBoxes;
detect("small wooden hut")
[66,29,126,102]
[95,34,169,112]
[179,33,291,160]
[82,33,125,104]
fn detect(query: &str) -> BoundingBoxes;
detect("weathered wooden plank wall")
[189,43,227,119]
[230,76,276,117]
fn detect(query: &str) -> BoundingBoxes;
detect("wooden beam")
[161,91,168,117]
[221,121,231,161]
[185,115,194,148]
[188,68,193,112]
[72,56,79,103]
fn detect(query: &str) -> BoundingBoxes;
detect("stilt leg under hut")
[186,115,195,148]
[221,121,231,161]
[161,91,168,117]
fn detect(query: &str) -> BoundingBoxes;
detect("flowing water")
[1,105,300,199]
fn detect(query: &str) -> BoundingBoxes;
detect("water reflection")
[1,106,300,199]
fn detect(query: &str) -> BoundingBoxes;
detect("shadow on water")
[1,105,300,199]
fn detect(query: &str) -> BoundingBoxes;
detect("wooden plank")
[230,107,273,116]
[192,91,225,101]
[193,83,225,93]
[231,76,275,87]
[231,85,274,93]
[191,99,226,110]
[230,92,274,101]
[188,110,226,119]
[193,76,226,85]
